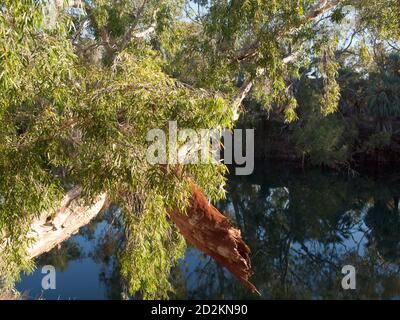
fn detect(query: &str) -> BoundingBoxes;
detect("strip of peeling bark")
[169,182,259,295]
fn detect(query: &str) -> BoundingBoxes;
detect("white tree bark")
[27,187,108,259]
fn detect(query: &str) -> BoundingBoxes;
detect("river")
[16,162,400,299]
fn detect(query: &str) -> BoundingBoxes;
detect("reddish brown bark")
[170,183,259,295]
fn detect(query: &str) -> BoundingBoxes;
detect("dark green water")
[17,163,400,299]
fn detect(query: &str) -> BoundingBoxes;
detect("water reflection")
[184,164,400,299]
[17,164,400,299]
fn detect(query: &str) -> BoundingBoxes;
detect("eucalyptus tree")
[0,0,231,298]
[1,0,399,299]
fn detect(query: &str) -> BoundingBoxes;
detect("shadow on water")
[17,161,400,299]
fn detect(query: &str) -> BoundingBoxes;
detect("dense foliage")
[0,0,399,298]
[0,0,230,297]
[235,0,400,167]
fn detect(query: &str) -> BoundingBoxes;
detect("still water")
[16,163,400,299]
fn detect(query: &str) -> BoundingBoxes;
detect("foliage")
[0,0,230,296]
[1,0,400,298]
[366,54,400,133]
[291,77,353,167]
[162,0,347,122]
[119,193,187,299]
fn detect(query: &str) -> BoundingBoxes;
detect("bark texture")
[170,183,259,295]
[27,187,108,259]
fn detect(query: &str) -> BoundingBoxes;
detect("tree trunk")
[27,187,108,259]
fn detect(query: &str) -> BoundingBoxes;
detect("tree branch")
[118,1,157,51]
[230,1,343,116]
[132,25,156,39]
[232,50,300,117]
[232,0,343,63]
[27,188,108,259]
[83,4,115,58]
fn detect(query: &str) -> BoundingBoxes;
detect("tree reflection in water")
[173,164,400,299]
[29,164,400,300]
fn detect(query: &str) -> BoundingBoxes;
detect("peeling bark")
[25,183,258,295]
[169,183,260,295]
[27,187,108,259]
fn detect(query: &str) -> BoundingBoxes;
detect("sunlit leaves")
[0,1,234,296]
[316,40,341,116]
[119,193,186,299]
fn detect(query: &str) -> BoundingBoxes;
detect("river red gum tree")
[5,0,396,298]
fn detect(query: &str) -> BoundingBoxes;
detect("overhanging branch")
[230,0,342,117]
[232,50,300,117]
[232,0,343,63]
[27,188,108,259]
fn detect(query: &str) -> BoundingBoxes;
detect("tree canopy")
[0,0,399,298]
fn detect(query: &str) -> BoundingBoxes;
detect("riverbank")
[237,112,400,172]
